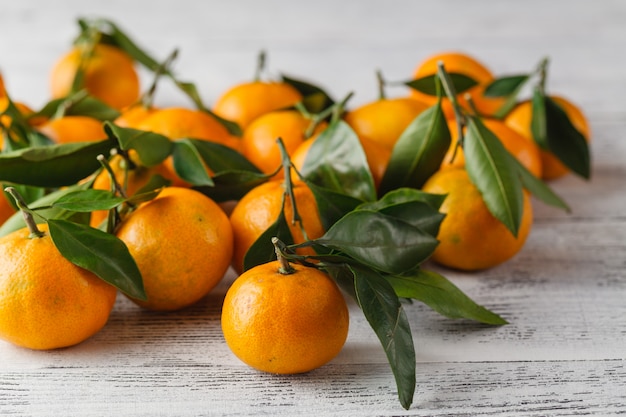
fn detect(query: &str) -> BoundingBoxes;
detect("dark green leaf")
[324,264,358,301]
[281,74,335,114]
[195,170,269,203]
[306,181,362,231]
[35,92,120,121]
[48,218,146,300]
[243,207,294,271]
[464,117,524,236]
[510,154,570,211]
[358,187,447,212]
[379,102,451,193]
[352,265,415,410]
[530,88,549,149]
[104,122,173,167]
[53,189,125,212]
[317,210,439,274]
[357,189,446,237]
[0,182,94,237]
[299,120,376,202]
[171,139,214,186]
[483,75,530,97]
[405,73,478,96]
[184,138,258,174]
[0,139,114,187]
[544,97,591,179]
[387,269,508,325]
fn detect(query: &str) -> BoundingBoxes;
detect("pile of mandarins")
[0,17,590,410]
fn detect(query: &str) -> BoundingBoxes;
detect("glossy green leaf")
[0,182,94,237]
[281,74,335,114]
[184,139,257,174]
[530,87,549,149]
[464,117,524,236]
[195,171,269,203]
[305,181,362,231]
[405,72,478,96]
[48,218,146,300]
[510,154,570,211]
[387,269,508,325]
[484,74,529,97]
[358,187,447,212]
[104,122,173,167]
[243,207,295,271]
[376,201,445,238]
[0,139,114,187]
[299,120,376,202]
[352,265,415,410]
[544,96,591,179]
[171,139,214,186]
[379,102,451,193]
[52,189,125,212]
[317,210,439,275]
[36,92,120,121]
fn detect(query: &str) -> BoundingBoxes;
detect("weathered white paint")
[1,1,625,415]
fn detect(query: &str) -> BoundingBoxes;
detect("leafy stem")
[272,237,296,274]
[4,187,45,238]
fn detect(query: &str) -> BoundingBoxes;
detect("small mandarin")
[221,259,349,374]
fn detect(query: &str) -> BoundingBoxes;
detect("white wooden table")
[1,1,625,415]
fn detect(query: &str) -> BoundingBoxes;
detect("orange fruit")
[410,51,505,119]
[135,107,243,186]
[213,81,302,129]
[290,134,391,189]
[0,72,6,97]
[0,222,117,350]
[37,115,106,144]
[0,191,16,226]
[221,259,349,374]
[229,180,325,273]
[50,43,140,110]
[115,187,233,311]
[344,97,429,150]
[422,168,533,271]
[441,118,543,178]
[242,110,324,177]
[114,104,157,128]
[504,95,591,180]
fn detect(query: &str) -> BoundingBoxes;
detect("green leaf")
[47,218,146,300]
[483,75,530,97]
[184,139,257,174]
[0,182,94,237]
[357,189,447,237]
[358,187,447,212]
[510,154,570,211]
[487,75,532,119]
[171,139,214,186]
[195,170,269,203]
[36,92,120,121]
[387,269,508,325]
[544,97,591,179]
[464,117,524,236]
[52,189,125,212]
[104,122,173,167]
[299,120,376,202]
[352,265,415,410]
[405,73,478,96]
[379,102,451,193]
[281,74,335,114]
[530,87,549,149]
[305,181,362,231]
[0,139,114,187]
[243,207,294,271]
[317,210,439,275]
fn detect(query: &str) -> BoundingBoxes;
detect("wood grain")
[1,0,625,415]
